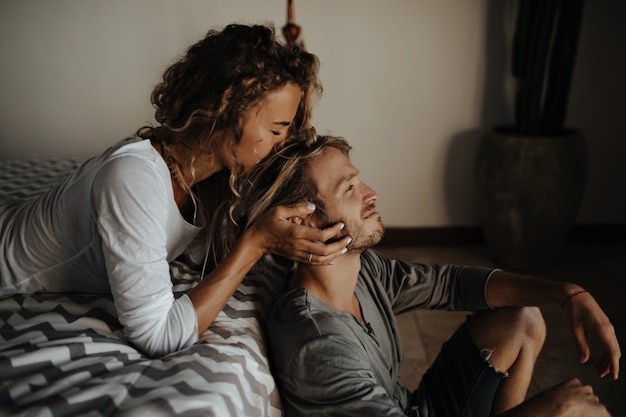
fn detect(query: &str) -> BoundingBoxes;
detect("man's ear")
[287,215,319,228]
[287,216,304,226]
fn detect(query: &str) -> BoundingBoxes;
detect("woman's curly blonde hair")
[138,23,322,191]
[136,24,322,269]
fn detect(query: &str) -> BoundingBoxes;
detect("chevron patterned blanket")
[0,158,285,416]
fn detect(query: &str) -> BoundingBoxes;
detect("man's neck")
[292,250,363,316]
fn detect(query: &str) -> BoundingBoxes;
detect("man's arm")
[486,270,583,308]
[363,250,494,313]
[486,271,621,380]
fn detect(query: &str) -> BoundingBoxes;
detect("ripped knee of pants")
[480,348,509,377]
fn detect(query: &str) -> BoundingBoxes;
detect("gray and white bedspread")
[0,158,286,416]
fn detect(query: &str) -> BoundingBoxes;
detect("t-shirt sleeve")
[278,334,409,417]
[93,155,198,357]
[361,249,494,314]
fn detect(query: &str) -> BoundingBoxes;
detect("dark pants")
[408,316,507,417]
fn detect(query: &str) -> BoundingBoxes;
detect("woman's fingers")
[299,235,351,265]
[272,201,316,223]
[257,202,355,265]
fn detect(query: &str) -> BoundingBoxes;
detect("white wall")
[1,0,624,227]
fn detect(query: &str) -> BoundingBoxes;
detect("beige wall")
[1,0,624,227]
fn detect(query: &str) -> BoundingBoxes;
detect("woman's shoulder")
[93,137,167,184]
[81,137,159,173]
[107,136,159,161]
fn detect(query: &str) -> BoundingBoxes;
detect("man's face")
[308,147,384,250]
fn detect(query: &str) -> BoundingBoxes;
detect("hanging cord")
[160,140,213,281]
[160,141,199,225]
[200,230,211,280]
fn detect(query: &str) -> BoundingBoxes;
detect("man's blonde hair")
[214,127,351,259]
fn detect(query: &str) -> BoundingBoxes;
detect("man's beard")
[348,225,384,251]
[346,203,385,251]
[317,204,385,249]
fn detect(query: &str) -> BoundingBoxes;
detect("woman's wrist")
[239,226,267,260]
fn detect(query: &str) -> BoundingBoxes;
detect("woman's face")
[231,82,302,172]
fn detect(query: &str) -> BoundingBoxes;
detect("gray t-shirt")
[267,249,493,417]
[0,137,202,356]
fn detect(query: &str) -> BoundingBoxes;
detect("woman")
[0,24,350,357]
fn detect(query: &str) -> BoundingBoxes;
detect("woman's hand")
[246,202,351,265]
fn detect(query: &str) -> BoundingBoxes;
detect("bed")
[0,157,286,416]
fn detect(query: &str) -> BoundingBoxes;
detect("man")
[234,131,620,417]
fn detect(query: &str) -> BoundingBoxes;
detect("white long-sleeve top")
[0,137,202,357]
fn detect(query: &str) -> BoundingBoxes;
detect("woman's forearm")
[187,230,265,334]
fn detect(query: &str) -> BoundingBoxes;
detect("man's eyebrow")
[333,171,358,191]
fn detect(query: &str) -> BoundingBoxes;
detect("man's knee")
[471,307,546,358]
[468,307,545,375]
[519,307,546,345]
[489,306,544,338]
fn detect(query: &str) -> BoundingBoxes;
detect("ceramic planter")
[475,127,587,270]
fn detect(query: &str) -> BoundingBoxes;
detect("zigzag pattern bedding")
[0,158,285,416]
[0,157,85,200]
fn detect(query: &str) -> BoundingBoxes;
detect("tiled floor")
[377,244,625,416]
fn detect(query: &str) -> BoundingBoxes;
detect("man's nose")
[362,183,378,203]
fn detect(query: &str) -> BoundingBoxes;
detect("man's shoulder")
[267,287,368,374]
[269,287,353,335]
[359,248,389,270]
[359,249,396,285]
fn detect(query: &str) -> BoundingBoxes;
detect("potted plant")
[476,0,587,270]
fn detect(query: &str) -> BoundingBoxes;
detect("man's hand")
[501,378,610,417]
[563,290,621,380]
[486,271,621,381]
